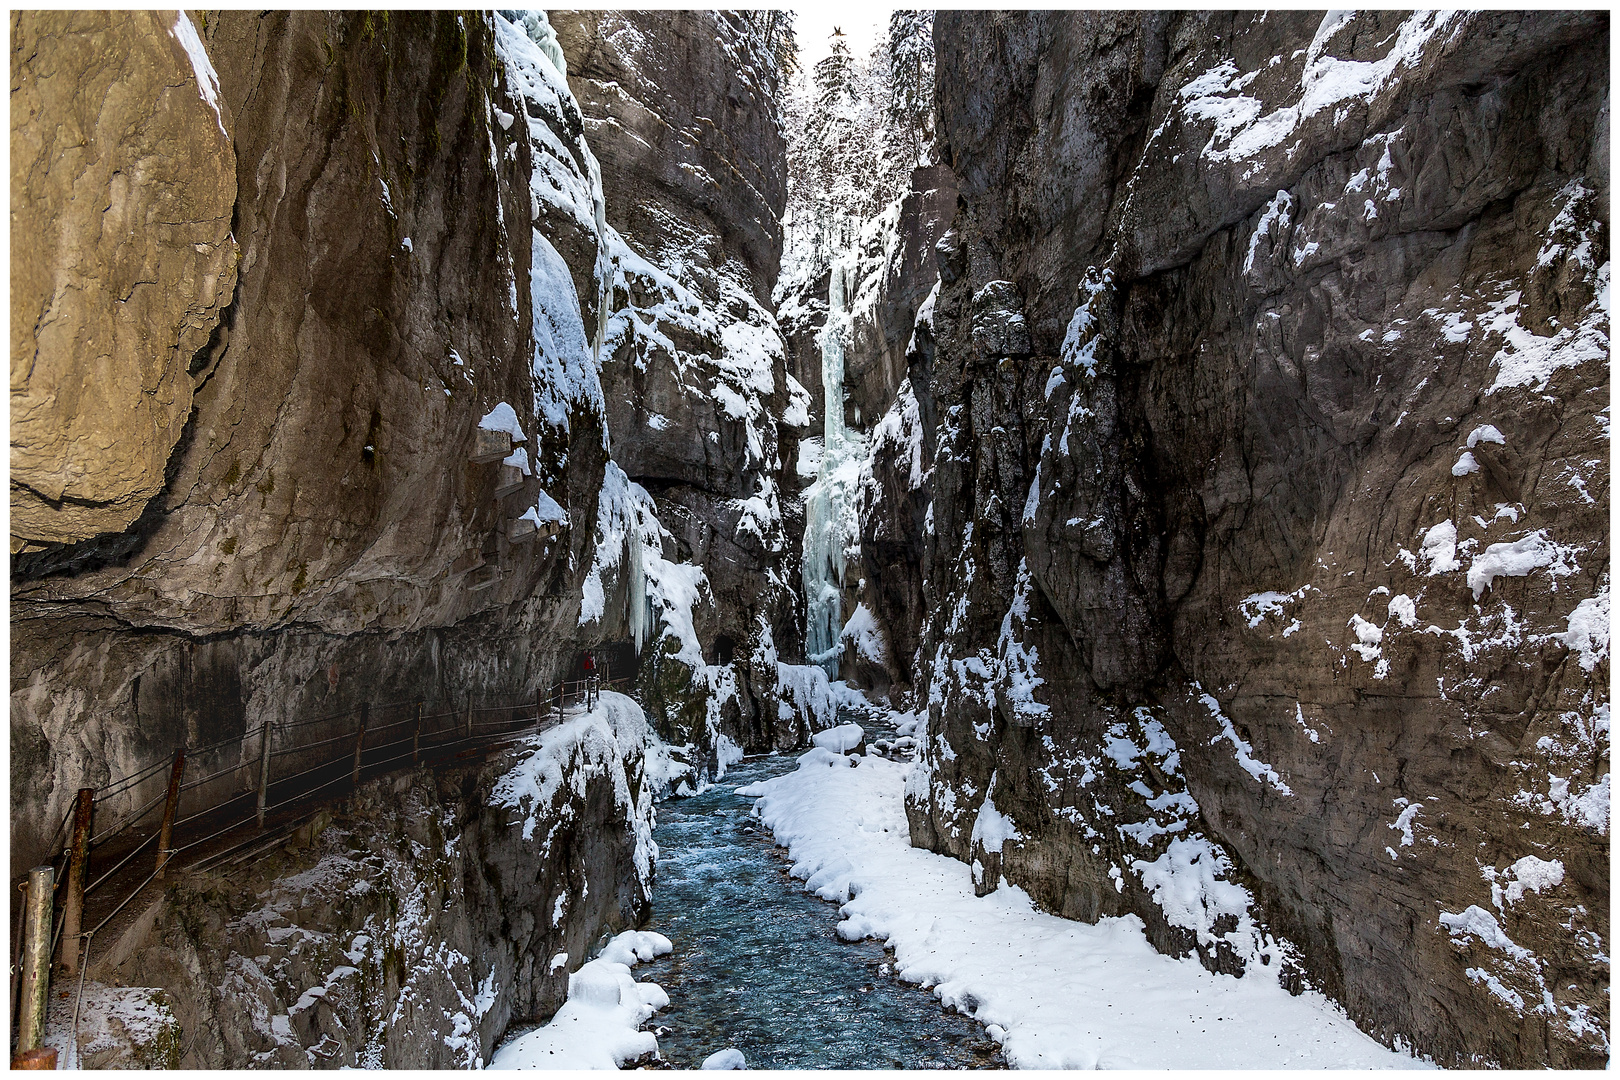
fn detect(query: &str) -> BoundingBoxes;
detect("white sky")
[794,6,894,80]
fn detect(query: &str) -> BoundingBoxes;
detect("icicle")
[514,10,570,78]
[628,525,647,655]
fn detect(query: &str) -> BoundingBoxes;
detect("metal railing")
[11,670,633,1066]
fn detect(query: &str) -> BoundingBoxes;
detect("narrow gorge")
[9,9,1609,1071]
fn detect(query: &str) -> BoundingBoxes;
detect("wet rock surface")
[889,10,1609,1068]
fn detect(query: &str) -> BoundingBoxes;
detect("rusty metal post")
[256,722,273,828]
[12,1048,56,1069]
[15,865,55,1055]
[352,703,369,786]
[59,788,94,974]
[155,749,185,880]
[412,700,424,765]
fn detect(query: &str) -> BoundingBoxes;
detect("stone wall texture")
[897,11,1608,1068]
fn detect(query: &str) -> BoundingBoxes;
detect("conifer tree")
[886,11,935,166]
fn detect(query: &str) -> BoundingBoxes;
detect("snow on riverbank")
[736,738,1431,1070]
[488,931,671,1070]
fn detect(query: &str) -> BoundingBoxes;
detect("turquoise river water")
[634,743,1003,1069]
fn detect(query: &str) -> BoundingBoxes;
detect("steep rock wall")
[776,166,955,442]
[551,10,784,309]
[10,11,618,875]
[554,13,826,759]
[902,11,1608,1068]
[10,12,239,550]
[845,164,958,432]
[849,165,957,695]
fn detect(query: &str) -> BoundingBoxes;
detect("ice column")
[802,255,866,676]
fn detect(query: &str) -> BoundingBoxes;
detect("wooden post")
[535,686,543,732]
[59,788,94,974]
[10,881,25,1039]
[155,749,185,880]
[352,703,369,786]
[256,722,273,828]
[15,866,54,1055]
[12,1049,56,1069]
[412,700,423,765]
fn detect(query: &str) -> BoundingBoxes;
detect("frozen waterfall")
[802,255,866,676]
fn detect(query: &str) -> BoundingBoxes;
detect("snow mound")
[811,723,865,754]
[839,603,887,665]
[701,1048,747,1070]
[1560,583,1609,673]
[488,930,669,1070]
[479,402,527,442]
[1466,530,1579,599]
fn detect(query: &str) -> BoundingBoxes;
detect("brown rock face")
[899,10,1608,1067]
[10,11,608,875]
[11,11,238,549]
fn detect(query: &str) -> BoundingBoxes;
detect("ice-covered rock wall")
[802,256,866,676]
[774,162,957,698]
[888,11,1608,1068]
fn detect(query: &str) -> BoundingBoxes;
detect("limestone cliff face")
[11,11,238,549]
[554,13,822,757]
[896,11,1608,1068]
[10,11,615,876]
[551,10,784,310]
[850,165,957,696]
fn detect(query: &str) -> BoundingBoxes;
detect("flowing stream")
[637,724,1003,1069]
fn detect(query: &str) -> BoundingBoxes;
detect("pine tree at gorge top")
[886,10,935,167]
[780,16,936,285]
